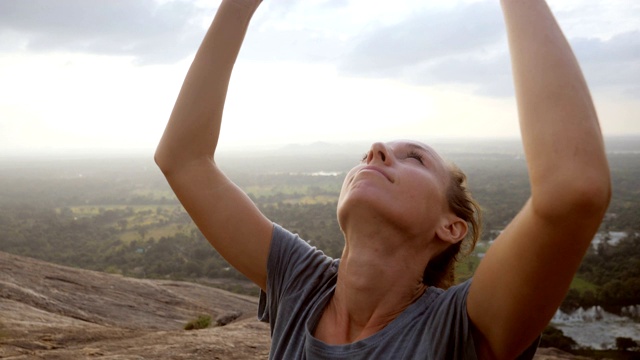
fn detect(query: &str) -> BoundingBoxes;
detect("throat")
[313,232,431,344]
[313,295,391,345]
[312,281,427,345]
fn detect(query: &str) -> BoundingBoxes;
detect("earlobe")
[436,216,468,245]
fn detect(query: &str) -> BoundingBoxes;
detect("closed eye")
[407,151,425,165]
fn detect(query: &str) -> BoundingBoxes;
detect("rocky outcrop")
[533,348,593,360]
[0,251,269,359]
[0,251,588,359]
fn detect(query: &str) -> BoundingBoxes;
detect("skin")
[155,0,611,358]
[316,140,467,344]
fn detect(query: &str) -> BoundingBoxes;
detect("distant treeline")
[0,152,639,307]
[564,233,640,313]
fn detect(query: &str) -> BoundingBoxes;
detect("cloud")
[573,31,640,94]
[240,0,355,64]
[0,0,352,65]
[339,2,513,96]
[0,0,207,64]
[336,2,512,95]
[333,2,640,98]
[241,26,346,64]
[339,2,504,74]
[2,0,638,97]
[242,1,515,97]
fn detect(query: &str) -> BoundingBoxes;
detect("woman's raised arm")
[467,0,611,358]
[155,0,272,290]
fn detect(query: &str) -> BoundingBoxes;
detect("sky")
[0,0,638,156]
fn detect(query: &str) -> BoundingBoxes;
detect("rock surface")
[0,251,269,359]
[0,251,586,359]
[533,348,595,360]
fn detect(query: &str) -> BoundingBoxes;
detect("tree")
[117,219,128,231]
[615,337,638,351]
[540,325,577,352]
[137,227,148,240]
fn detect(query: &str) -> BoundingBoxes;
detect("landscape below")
[1,138,638,358]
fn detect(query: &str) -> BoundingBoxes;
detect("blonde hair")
[422,163,482,289]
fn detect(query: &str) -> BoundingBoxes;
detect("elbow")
[592,175,613,211]
[533,171,612,221]
[154,143,214,178]
[567,180,611,222]
[154,145,172,176]
[154,143,185,177]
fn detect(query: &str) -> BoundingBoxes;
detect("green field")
[1,141,638,316]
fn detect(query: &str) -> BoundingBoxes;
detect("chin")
[338,192,395,229]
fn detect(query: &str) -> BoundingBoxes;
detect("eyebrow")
[405,143,429,152]
[405,143,434,156]
[404,143,440,164]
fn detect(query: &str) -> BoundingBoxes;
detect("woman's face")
[337,140,451,239]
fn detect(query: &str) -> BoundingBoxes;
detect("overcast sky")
[1,0,638,156]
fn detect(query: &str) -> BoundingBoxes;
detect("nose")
[366,142,391,164]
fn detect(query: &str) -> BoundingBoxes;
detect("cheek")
[336,181,353,216]
[338,168,358,197]
[338,176,350,202]
[406,179,447,212]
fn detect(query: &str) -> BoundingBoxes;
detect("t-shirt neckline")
[304,280,442,356]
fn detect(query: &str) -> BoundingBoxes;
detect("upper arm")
[467,196,607,359]
[161,158,273,291]
[154,0,268,290]
[468,1,611,357]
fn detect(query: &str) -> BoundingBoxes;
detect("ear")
[435,214,468,245]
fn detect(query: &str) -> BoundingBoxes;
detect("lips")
[359,165,393,183]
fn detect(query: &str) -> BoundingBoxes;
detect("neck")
[315,225,436,344]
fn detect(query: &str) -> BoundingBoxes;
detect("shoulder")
[420,280,478,358]
[428,279,473,312]
[269,223,336,270]
[265,223,338,296]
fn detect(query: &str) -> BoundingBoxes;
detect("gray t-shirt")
[258,224,538,359]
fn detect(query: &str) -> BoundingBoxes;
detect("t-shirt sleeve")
[258,223,336,326]
[427,279,539,360]
[426,280,478,359]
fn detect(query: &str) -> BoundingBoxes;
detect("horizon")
[1,135,639,162]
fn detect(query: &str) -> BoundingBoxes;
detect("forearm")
[155,0,261,171]
[501,0,610,215]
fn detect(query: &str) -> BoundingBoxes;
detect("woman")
[155,0,611,358]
